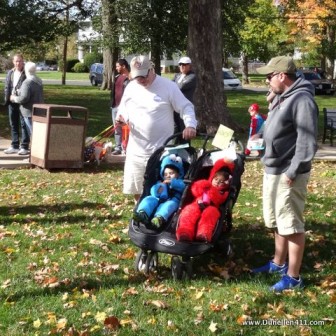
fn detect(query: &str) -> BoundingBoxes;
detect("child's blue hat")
[160,154,184,178]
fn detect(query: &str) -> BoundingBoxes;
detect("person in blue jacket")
[133,154,185,228]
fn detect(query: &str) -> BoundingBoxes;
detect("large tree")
[239,0,289,83]
[115,0,188,74]
[188,0,236,133]
[0,0,60,53]
[278,0,336,78]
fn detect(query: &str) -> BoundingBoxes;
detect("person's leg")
[123,153,149,203]
[8,103,20,149]
[287,233,305,278]
[276,172,309,276]
[111,107,122,154]
[252,173,288,273]
[273,231,288,266]
[20,112,30,150]
[23,116,33,138]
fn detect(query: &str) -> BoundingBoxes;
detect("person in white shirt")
[116,55,197,201]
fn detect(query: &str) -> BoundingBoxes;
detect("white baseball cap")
[178,56,192,64]
[130,55,152,78]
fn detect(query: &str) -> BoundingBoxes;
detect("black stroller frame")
[128,133,245,280]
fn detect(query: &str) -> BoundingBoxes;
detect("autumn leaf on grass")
[208,321,218,333]
[194,311,204,325]
[209,302,229,312]
[144,300,169,309]
[117,247,136,260]
[104,316,120,331]
[1,279,11,289]
[33,318,42,329]
[267,302,286,316]
[56,318,67,331]
[207,263,230,280]
[95,311,107,323]
[237,314,252,325]
[122,287,138,297]
[42,276,60,288]
[109,234,122,244]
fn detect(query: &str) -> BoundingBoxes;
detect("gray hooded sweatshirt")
[13,75,44,117]
[262,77,318,180]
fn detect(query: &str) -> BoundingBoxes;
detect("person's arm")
[285,95,318,181]
[180,73,196,92]
[11,81,30,104]
[169,84,197,139]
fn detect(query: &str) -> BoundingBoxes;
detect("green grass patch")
[0,161,335,335]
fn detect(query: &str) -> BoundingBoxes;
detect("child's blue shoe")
[270,274,304,292]
[251,260,288,274]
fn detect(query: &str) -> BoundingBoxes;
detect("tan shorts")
[263,172,310,235]
[123,153,150,195]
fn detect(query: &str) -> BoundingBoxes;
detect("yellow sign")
[212,124,234,150]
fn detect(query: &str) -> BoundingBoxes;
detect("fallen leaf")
[104,316,120,330]
[209,321,218,333]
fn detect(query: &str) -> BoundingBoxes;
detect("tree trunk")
[101,0,119,90]
[325,23,335,80]
[241,53,249,84]
[61,35,68,86]
[188,0,237,134]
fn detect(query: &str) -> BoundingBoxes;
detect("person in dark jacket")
[251,56,318,293]
[3,54,30,155]
[173,56,196,138]
[10,62,44,137]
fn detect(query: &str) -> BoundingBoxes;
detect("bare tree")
[188,0,237,133]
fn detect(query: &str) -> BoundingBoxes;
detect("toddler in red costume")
[176,158,235,242]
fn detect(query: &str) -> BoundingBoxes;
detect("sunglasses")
[179,63,189,66]
[266,72,280,81]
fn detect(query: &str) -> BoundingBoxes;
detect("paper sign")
[212,124,234,150]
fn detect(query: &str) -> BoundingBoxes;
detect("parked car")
[36,62,49,71]
[297,70,335,95]
[89,63,103,86]
[49,64,58,71]
[222,68,242,90]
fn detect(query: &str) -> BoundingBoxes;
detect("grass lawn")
[0,76,335,335]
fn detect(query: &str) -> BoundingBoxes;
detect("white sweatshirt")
[117,75,197,156]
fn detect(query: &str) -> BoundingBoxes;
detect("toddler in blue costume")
[133,154,185,228]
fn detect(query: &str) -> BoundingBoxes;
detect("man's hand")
[284,174,293,186]
[182,127,196,140]
[115,115,126,126]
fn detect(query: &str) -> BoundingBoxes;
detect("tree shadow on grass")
[0,201,123,226]
[173,215,336,286]
[1,271,149,304]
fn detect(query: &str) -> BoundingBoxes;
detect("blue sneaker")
[270,274,304,292]
[251,260,288,274]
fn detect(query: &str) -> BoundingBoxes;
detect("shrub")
[73,62,88,73]
[83,53,103,70]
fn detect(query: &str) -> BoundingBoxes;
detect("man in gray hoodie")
[251,56,318,292]
[11,62,44,139]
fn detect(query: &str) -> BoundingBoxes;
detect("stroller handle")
[163,132,213,147]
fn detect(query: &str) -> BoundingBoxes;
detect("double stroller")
[128,133,245,280]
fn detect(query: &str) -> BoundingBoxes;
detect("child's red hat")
[249,103,259,112]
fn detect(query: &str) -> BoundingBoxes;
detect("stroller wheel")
[134,250,147,272]
[144,251,158,275]
[171,256,192,281]
[171,256,183,280]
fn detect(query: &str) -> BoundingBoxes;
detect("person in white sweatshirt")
[116,55,198,202]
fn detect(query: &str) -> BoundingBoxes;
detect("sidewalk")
[0,136,335,170]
